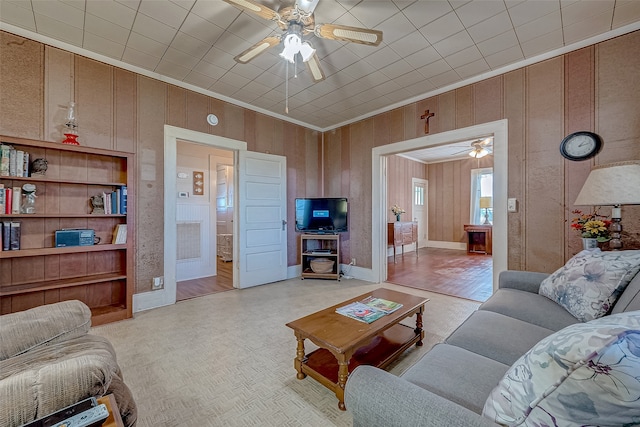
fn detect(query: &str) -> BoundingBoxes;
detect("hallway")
[387,247,492,302]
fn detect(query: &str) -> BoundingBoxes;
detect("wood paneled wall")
[330,30,640,273]
[0,31,320,293]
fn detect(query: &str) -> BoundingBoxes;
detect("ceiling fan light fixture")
[280,33,315,63]
[469,148,489,159]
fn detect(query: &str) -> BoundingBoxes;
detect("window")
[414,185,425,206]
[470,168,493,224]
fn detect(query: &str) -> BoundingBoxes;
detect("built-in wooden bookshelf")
[0,135,134,325]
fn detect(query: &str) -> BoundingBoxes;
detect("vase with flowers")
[571,209,611,250]
[391,204,406,222]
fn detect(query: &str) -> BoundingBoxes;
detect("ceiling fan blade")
[234,36,281,64]
[223,0,280,21]
[305,52,325,82]
[314,23,383,46]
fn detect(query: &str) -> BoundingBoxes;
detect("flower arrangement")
[391,204,406,216]
[570,209,611,242]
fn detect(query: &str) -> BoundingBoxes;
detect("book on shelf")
[0,144,32,177]
[112,224,127,244]
[0,144,10,176]
[360,296,404,314]
[120,186,127,214]
[0,184,4,214]
[9,221,20,250]
[1,221,9,251]
[5,188,11,215]
[11,186,21,214]
[335,301,387,324]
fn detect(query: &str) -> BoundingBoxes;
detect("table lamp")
[574,161,640,250]
[480,196,492,225]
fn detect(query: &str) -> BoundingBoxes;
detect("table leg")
[293,335,307,379]
[415,306,424,347]
[336,354,350,411]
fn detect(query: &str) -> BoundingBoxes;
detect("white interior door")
[237,151,288,288]
[412,178,428,248]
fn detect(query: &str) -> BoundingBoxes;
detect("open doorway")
[175,141,235,301]
[372,120,508,295]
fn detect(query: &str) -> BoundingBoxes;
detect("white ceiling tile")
[417,59,453,79]
[467,11,514,43]
[402,78,436,96]
[432,30,474,57]
[561,0,614,27]
[0,1,36,31]
[405,45,441,68]
[131,12,177,45]
[343,41,381,59]
[155,59,191,80]
[84,14,130,45]
[122,46,161,70]
[402,1,453,29]
[226,13,275,45]
[83,32,125,59]
[138,0,188,29]
[209,80,240,97]
[127,31,168,58]
[34,13,83,45]
[455,58,490,79]
[372,9,415,44]
[202,46,236,69]
[191,0,240,28]
[373,79,402,95]
[311,0,349,22]
[389,30,430,58]
[396,70,427,86]
[170,32,211,58]
[484,44,524,69]
[171,0,196,10]
[218,71,251,88]
[419,11,465,45]
[379,59,414,79]
[515,10,562,43]
[477,29,520,56]
[60,0,84,12]
[179,12,225,45]
[445,45,483,69]
[193,60,227,80]
[229,62,263,80]
[86,1,137,29]
[454,0,507,28]
[349,1,400,28]
[162,47,200,68]
[213,31,251,56]
[507,0,560,27]
[363,46,402,69]
[429,69,461,87]
[323,47,361,70]
[116,0,141,11]
[342,60,376,79]
[520,29,563,58]
[32,0,84,29]
[612,0,640,28]
[563,10,614,45]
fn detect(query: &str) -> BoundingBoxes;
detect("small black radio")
[55,229,95,247]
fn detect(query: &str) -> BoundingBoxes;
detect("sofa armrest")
[0,300,91,361]
[344,366,497,427]
[498,270,550,293]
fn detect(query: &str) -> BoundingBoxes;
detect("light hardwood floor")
[176,258,234,301]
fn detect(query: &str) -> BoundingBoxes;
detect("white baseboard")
[133,288,175,313]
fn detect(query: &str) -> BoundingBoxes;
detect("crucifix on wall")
[420,110,435,134]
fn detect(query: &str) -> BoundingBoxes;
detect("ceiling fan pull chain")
[285,61,289,114]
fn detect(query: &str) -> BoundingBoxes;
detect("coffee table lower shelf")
[297,323,421,407]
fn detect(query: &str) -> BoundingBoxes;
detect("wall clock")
[559,131,602,161]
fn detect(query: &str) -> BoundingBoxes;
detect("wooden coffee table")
[285,288,428,410]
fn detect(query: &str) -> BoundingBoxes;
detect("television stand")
[301,234,340,281]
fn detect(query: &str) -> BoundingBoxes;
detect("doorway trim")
[133,125,247,313]
[372,119,508,291]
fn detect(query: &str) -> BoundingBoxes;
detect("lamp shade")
[479,196,492,209]
[574,161,640,206]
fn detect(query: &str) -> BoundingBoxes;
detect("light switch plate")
[507,198,517,212]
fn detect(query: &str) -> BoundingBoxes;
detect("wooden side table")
[97,394,124,427]
[464,224,492,255]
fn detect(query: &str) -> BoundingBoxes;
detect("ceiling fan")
[451,138,493,159]
[222,0,383,82]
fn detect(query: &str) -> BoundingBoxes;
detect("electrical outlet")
[350,258,356,266]
[152,277,164,289]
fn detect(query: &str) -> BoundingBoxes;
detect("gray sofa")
[344,267,640,426]
[0,300,137,427]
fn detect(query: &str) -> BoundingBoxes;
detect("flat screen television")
[295,198,348,233]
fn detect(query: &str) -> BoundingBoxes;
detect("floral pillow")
[539,249,640,321]
[482,311,640,426]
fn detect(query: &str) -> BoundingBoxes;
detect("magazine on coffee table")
[335,302,386,323]
[360,296,403,314]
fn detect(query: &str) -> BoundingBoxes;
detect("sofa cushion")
[401,343,509,414]
[0,300,91,361]
[479,288,579,331]
[482,311,640,426]
[539,249,640,321]
[612,271,640,314]
[446,310,555,366]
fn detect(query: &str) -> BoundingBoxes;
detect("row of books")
[97,187,127,215]
[0,184,21,215]
[1,221,21,251]
[335,296,403,323]
[0,144,30,177]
